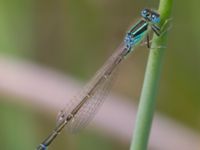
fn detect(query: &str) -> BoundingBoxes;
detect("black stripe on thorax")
[129,19,148,37]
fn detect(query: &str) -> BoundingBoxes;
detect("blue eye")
[151,15,160,23]
[141,9,147,17]
[141,9,160,23]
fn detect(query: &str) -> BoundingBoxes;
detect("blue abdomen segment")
[36,144,47,150]
[124,32,145,49]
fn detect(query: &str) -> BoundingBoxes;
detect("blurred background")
[0,0,200,150]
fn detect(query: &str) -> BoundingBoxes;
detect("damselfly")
[36,8,161,150]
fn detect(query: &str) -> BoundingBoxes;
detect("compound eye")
[151,14,160,23]
[141,9,147,17]
[143,10,147,14]
[151,14,155,20]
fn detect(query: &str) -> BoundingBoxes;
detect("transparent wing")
[68,67,117,132]
[56,44,126,133]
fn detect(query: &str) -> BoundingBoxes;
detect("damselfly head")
[141,8,160,24]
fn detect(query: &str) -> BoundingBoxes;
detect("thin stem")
[130,1,173,150]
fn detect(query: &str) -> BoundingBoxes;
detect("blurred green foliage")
[0,0,200,149]
[0,99,37,150]
[0,0,33,56]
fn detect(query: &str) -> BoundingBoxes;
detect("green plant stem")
[130,1,173,150]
